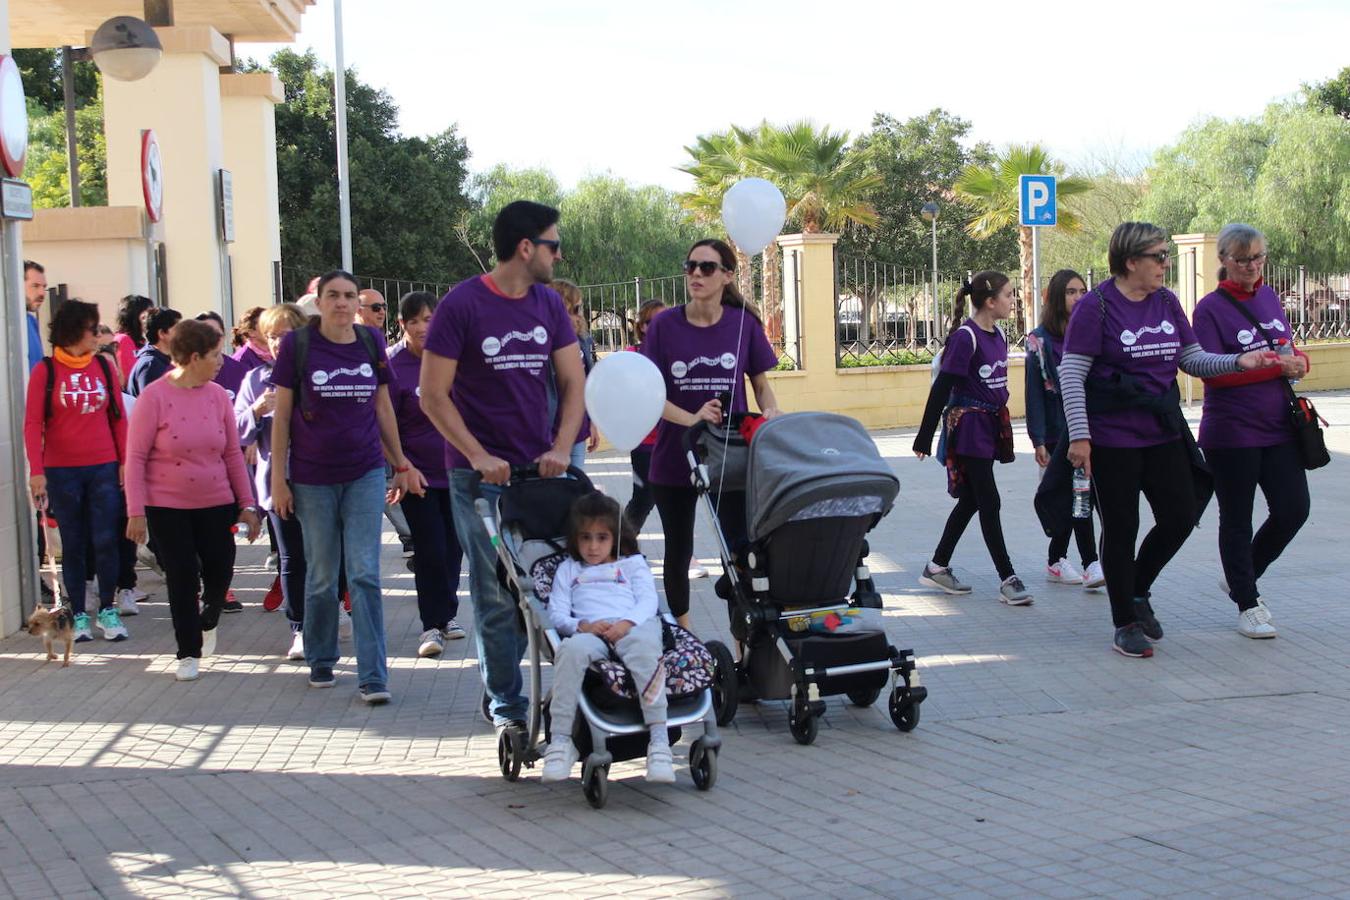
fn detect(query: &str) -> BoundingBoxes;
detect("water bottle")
[1277,339,1299,384]
[1072,468,1092,519]
[231,521,251,537]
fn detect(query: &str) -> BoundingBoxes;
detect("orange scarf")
[53,346,94,370]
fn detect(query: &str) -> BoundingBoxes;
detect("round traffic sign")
[141,129,163,222]
[0,55,29,178]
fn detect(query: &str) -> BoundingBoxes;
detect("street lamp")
[89,16,163,82]
[920,201,938,346]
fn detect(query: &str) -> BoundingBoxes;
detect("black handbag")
[1216,289,1329,470]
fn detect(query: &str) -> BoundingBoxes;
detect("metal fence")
[278,265,453,309]
[1266,263,1350,342]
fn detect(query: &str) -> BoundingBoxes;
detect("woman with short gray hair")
[1193,224,1310,639]
[1059,222,1277,658]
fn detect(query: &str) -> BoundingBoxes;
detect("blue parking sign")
[1019,174,1057,227]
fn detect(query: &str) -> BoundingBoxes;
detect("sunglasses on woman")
[682,260,729,276]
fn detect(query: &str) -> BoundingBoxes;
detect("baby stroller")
[473,466,722,808]
[687,411,927,745]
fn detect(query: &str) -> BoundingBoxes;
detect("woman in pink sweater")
[125,320,261,682]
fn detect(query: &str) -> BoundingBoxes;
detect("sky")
[239,0,1350,192]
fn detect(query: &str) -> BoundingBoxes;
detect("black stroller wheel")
[889,688,921,732]
[788,697,818,746]
[689,740,717,791]
[497,727,523,781]
[705,640,739,726]
[846,686,883,708]
[583,764,609,809]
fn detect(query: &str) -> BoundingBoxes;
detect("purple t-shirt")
[388,344,450,489]
[940,320,1009,459]
[214,352,247,404]
[642,304,778,486]
[1194,285,1294,449]
[1063,279,1198,448]
[423,275,577,469]
[235,343,267,372]
[271,324,391,485]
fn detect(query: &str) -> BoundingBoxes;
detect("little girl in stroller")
[541,492,674,784]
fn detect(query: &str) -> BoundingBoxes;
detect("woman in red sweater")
[24,300,129,643]
[125,320,260,682]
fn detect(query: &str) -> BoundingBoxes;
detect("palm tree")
[677,128,758,299]
[954,144,1092,331]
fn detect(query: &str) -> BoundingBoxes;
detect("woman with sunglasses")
[623,299,667,534]
[1193,223,1310,639]
[641,240,781,629]
[1059,222,1277,659]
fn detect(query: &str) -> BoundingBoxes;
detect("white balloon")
[585,351,666,452]
[721,178,787,255]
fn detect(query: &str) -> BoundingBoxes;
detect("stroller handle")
[682,390,736,454]
[468,464,591,499]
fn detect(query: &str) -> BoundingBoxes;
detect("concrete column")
[220,72,284,317]
[102,25,231,317]
[1172,232,1219,316]
[776,232,839,374]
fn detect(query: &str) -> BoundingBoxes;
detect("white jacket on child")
[547,555,658,637]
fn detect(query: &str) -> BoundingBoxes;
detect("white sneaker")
[417,628,444,658]
[1238,602,1277,639]
[287,631,305,661]
[645,741,676,783]
[201,627,217,658]
[338,609,353,641]
[175,657,199,681]
[443,619,467,641]
[1046,558,1083,584]
[688,563,708,579]
[265,552,279,572]
[540,739,579,783]
[116,588,140,616]
[1083,561,1106,590]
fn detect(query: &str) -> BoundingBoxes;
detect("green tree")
[26,94,108,208]
[458,164,565,271]
[1135,103,1350,271]
[559,174,701,287]
[260,49,478,296]
[11,48,98,113]
[743,121,880,234]
[676,127,757,297]
[954,144,1092,330]
[1306,65,1350,119]
[1040,148,1146,281]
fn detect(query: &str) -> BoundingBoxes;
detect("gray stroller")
[474,467,721,808]
[688,411,927,744]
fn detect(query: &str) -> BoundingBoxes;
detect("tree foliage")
[11,48,98,114]
[26,94,108,208]
[1306,66,1350,120]
[1135,102,1350,271]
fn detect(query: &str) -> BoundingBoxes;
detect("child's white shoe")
[645,743,676,783]
[540,740,578,783]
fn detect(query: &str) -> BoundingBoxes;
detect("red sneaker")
[342,590,351,613]
[263,576,283,612]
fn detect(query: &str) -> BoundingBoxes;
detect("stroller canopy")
[745,412,899,541]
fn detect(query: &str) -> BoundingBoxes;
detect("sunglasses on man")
[361,303,387,312]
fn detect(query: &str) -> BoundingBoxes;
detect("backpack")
[291,323,385,420]
[43,354,121,426]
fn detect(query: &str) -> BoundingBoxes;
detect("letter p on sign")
[1019,175,1057,227]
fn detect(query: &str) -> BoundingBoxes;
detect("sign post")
[1019,174,1057,328]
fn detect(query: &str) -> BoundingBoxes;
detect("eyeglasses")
[361,303,387,312]
[531,238,562,254]
[682,260,729,276]
[1134,251,1171,265]
[1227,253,1267,267]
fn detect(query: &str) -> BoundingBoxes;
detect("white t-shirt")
[547,555,658,637]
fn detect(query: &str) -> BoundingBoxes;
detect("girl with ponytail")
[912,271,1033,606]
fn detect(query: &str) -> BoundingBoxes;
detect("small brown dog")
[27,605,74,667]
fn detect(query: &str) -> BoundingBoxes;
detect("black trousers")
[650,483,745,618]
[624,447,658,534]
[400,487,463,632]
[146,504,237,659]
[932,455,1014,581]
[1091,440,1196,628]
[1207,441,1310,611]
[1048,513,1098,567]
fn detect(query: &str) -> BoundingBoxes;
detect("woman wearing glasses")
[641,239,781,629]
[1059,222,1277,658]
[1193,224,1310,639]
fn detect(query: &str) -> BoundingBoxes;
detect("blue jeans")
[569,441,586,471]
[293,468,388,688]
[45,462,121,615]
[450,468,526,724]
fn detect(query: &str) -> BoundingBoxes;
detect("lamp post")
[921,201,938,347]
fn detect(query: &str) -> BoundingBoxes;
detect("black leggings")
[146,504,237,659]
[1091,440,1196,628]
[650,483,745,618]
[932,455,1014,580]
[624,447,658,533]
[1207,441,1309,611]
[1048,514,1098,567]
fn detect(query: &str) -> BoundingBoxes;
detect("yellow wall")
[221,72,285,320]
[25,207,153,338]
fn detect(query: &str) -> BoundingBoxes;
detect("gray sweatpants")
[549,617,667,742]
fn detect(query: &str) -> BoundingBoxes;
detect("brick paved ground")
[2,393,1349,898]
